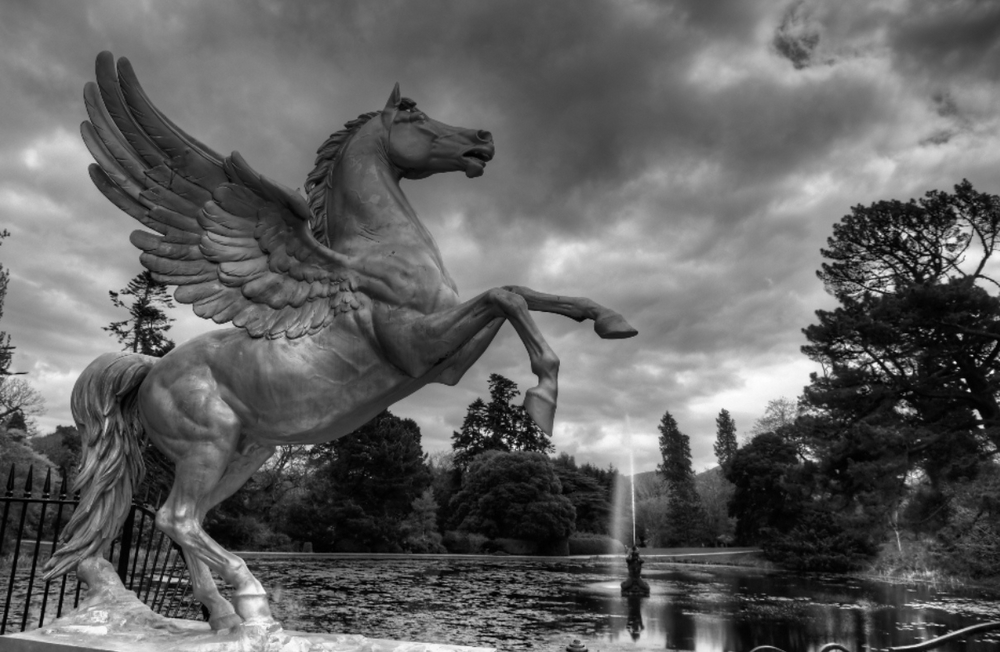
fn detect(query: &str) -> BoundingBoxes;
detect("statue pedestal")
[6,625,493,652]
[3,559,493,652]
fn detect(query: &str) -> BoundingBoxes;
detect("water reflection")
[243,558,1000,652]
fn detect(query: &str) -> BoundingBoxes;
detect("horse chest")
[357,244,458,312]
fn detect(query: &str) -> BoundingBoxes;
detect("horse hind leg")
[156,442,276,630]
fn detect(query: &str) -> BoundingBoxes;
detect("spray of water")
[626,415,636,547]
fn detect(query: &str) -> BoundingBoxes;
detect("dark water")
[243,557,1000,652]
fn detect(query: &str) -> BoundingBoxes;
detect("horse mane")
[304,111,379,245]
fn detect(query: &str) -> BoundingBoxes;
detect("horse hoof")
[209,612,243,631]
[594,312,638,340]
[232,593,273,623]
[524,387,556,435]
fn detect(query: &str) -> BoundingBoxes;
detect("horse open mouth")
[462,147,494,177]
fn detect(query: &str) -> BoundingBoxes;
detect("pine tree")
[657,411,694,488]
[451,374,553,468]
[0,229,12,375]
[656,410,704,546]
[104,271,176,356]
[714,409,738,470]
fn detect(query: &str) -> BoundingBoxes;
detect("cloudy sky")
[2,0,999,475]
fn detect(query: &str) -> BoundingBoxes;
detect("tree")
[0,229,14,376]
[451,374,553,468]
[553,453,614,535]
[0,375,45,432]
[400,489,446,553]
[748,398,800,440]
[714,409,738,470]
[285,411,430,552]
[803,181,1000,494]
[656,411,705,546]
[28,425,82,478]
[725,432,804,545]
[204,445,309,550]
[449,450,575,542]
[104,270,176,356]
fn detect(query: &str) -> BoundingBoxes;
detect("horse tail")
[42,352,156,582]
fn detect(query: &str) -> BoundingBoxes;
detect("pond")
[243,556,1000,652]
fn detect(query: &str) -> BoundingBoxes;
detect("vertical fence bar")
[129,507,150,590]
[142,530,172,603]
[0,465,15,558]
[0,465,15,635]
[1,465,33,635]
[20,468,52,631]
[1,470,195,631]
[39,472,70,628]
[152,545,184,613]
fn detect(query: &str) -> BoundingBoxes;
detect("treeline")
[9,374,622,556]
[641,181,1000,579]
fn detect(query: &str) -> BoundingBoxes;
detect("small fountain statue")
[620,546,650,597]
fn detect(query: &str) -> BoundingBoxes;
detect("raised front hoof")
[594,312,638,339]
[209,611,244,632]
[524,387,556,436]
[232,592,274,624]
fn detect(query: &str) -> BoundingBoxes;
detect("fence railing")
[0,462,202,634]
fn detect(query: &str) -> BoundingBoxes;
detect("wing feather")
[84,51,353,339]
[94,52,169,170]
[116,58,228,183]
[83,82,149,183]
[81,121,149,202]
[89,165,156,228]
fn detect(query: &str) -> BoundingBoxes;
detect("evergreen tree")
[449,450,576,542]
[714,409,738,470]
[401,488,446,553]
[656,410,705,546]
[104,270,176,356]
[285,410,430,552]
[0,229,12,376]
[451,374,553,468]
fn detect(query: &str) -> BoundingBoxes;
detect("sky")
[2,0,1000,475]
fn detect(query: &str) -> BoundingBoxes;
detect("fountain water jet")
[620,416,650,597]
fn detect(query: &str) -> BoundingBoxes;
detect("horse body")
[44,52,638,632]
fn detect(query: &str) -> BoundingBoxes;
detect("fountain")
[620,546,651,597]
[619,420,650,597]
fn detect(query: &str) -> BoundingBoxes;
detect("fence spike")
[58,472,68,500]
[3,464,13,497]
[22,465,34,498]
[42,468,52,498]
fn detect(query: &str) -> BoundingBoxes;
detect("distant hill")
[618,465,723,499]
[617,469,664,499]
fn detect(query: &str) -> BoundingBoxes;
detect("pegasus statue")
[42,51,637,630]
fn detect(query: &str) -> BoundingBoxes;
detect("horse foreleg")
[501,285,638,339]
[374,289,560,433]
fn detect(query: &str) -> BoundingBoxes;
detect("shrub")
[763,508,879,572]
[442,530,489,554]
[568,533,626,555]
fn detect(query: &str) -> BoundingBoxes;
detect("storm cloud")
[2,0,999,474]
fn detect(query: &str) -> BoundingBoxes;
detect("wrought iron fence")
[0,462,202,634]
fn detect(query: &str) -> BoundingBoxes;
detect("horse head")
[380,83,494,179]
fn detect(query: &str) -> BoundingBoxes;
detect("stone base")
[6,626,494,652]
[620,577,650,597]
[3,559,493,652]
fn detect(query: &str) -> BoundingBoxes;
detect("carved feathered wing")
[82,51,358,339]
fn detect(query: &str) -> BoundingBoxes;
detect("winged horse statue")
[43,51,637,630]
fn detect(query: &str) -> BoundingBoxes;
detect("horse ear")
[381,82,401,130]
[384,83,401,110]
